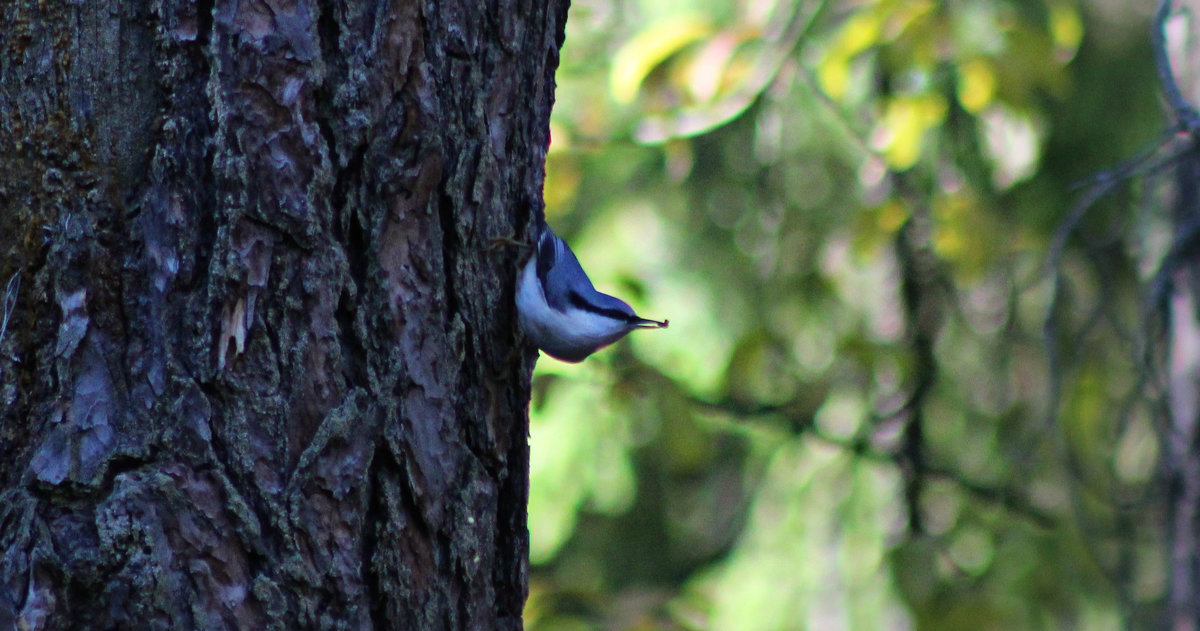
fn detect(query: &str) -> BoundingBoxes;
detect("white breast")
[516,257,631,362]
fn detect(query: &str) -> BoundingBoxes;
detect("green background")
[525,1,1168,628]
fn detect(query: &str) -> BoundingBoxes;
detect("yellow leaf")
[818,11,883,99]
[817,54,852,100]
[877,94,946,170]
[838,10,883,56]
[1049,1,1083,60]
[957,58,996,113]
[610,16,712,104]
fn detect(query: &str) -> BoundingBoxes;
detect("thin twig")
[1034,8,1200,606]
[1049,133,1187,285]
[1042,136,1193,442]
[690,394,1057,528]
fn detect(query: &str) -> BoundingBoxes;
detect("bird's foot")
[487,235,530,251]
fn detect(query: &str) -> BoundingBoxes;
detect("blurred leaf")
[529,366,639,563]
[684,31,746,103]
[875,93,947,170]
[611,15,713,104]
[724,332,799,406]
[1114,411,1157,486]
[818,11,882,99]
[979,105,1044,189]
[1049,1,1083,60]
[683,439,908,630]
[957,58,998,113]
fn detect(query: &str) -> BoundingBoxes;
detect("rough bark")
[0,0,567,629]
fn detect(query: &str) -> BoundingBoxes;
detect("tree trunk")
[0,0,567,629]
[1161,2,1200,629]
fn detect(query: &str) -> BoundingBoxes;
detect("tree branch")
[689,395,1057,529]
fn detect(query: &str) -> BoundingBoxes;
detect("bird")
[516,225,667,362]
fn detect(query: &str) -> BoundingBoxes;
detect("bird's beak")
[632,317,669,329]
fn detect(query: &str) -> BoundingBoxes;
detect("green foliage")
[529,0,1166,628]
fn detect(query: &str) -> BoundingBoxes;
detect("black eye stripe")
[568,291,637,323]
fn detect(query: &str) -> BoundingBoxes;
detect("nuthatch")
[516,225,667,362]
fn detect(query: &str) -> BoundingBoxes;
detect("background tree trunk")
[1163,2,1200,628]
[0,0,567,628]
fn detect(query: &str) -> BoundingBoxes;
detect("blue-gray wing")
[537,228,595,310]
